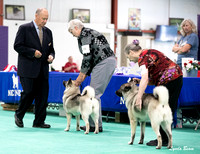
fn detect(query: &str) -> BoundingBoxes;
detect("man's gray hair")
[68,19,84,32]
[35,8,47,15]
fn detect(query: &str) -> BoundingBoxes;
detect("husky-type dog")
[62,79,99,134]
[115,79,173,149]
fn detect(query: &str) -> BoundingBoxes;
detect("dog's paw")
[64,128,69,131]
[76,128,81,131]
[128,141,133,145]
[138,141,143,144]
[94,131,99,134]
[156,146,161,149]
[84,131,89,134]
[167,145,172,149]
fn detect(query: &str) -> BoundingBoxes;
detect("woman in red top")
[63,56,79,73]
[124,39,183,146]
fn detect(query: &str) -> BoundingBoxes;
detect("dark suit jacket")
[14,21,55,78]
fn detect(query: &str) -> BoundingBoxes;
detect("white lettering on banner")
[8,90,22,96]
[120,97,125,104]
[7,73,22,97]
[12,74,19,89]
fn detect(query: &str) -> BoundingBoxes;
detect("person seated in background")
[62,56,79,72]
[172,19,199,69]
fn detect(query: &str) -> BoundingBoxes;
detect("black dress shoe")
[14,114,24,128]
[33,123,51,128]
[80,126,103,132]
[146,139,168,146]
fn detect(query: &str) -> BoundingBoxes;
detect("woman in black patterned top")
[68,19,116,132]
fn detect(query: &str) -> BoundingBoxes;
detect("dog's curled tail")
[153,86,169,105]
[81,86,95,99]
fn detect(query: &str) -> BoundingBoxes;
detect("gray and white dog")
[62,79,99,134]
[115,79,173,149]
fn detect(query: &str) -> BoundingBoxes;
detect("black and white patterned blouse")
[77,27,115,75]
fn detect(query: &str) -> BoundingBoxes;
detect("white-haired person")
[124,39,183,146]
[172,19,199,69]
[68,19,116,132]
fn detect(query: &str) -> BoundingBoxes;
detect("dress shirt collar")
[33,20,42,35]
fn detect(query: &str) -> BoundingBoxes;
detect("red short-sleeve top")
[138,49,182,86]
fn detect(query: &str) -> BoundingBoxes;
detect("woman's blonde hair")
[68,19,84,32]
[124,39,142,54]
[180,19,197,36]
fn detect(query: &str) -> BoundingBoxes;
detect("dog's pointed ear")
[68,78,72,86]
[131,78,140,84]
[63,81,66,87]
[128,78,135,83]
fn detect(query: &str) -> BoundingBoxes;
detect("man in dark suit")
[14,8,55,128]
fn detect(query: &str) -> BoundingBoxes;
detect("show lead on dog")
[124,40,183,146]
[14,8,55,128]
[68,19,116,132]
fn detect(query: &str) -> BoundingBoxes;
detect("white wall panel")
[4,0,111,24]
[3,0,200,68]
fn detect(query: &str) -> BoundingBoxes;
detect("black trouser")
[15,70,49,125]
[160,76,183,140]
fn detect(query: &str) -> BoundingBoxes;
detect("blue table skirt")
[0,72,200,112]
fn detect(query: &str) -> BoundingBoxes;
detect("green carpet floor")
[0,105,199,154]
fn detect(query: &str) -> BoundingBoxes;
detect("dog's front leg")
[128,110,137,145]
[138,122,146,144]
[76,115,81,131]
[129,119,137,145]
[64,113,72,131]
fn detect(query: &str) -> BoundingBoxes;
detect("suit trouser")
[160,76,183,140]
[15,70,49,125]
[89,56,116,127]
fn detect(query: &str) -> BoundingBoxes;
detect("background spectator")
[62,56,79,72]
[172,19,199,69]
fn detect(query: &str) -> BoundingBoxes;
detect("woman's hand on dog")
[75,80,82,86]
[135,96,142,111]
[75,72,87,86]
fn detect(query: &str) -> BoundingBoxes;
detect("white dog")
[62,79,99,134]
